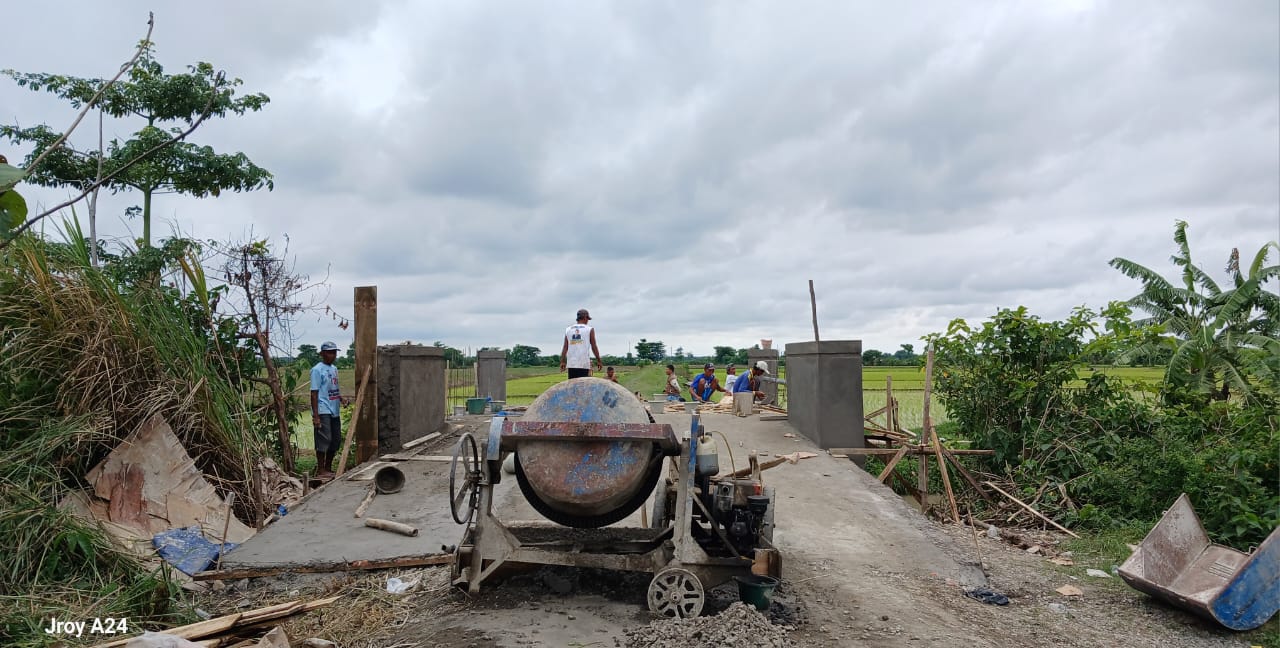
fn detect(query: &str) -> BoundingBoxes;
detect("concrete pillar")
[746,348,780,405]
[476,349,507,401]
[377,344,447,453]
[782,341,864,454]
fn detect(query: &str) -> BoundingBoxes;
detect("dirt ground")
[218,409,1260,648]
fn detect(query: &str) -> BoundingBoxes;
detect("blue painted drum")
[516,378,658,525]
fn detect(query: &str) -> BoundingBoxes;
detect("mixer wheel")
[647,567,705,618]
[449,432,482,525]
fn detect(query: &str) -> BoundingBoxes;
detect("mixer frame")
[450,412,780,617]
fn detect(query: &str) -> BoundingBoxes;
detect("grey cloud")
[3,0,1276,356]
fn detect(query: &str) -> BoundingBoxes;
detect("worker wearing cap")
[560,308,603,379]
[689,363,728,403]
[310,341,344,479]
[733,360,771,401]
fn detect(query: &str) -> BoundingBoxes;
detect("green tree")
[635,339,666,362]
[296,344,320,367]
[1110,221,1280,400]
[891,344,917,365]
[432,341,466,366]
[509,344,540,367]
[713,346,737,364]
[862,349,887,366]
[1,43,273,247]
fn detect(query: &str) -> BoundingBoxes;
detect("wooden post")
[885,375,896,434]
[808,279,820,342]
[917,453,929,513]
[354,286,379,464]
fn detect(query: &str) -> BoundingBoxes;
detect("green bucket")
[734,574,780,611]
[465,398,488,415]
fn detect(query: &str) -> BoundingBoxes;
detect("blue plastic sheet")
[152,526,238,575]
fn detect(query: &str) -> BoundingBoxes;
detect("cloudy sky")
[5,1,1277,358]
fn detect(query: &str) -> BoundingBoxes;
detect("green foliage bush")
[930,306,1279,548]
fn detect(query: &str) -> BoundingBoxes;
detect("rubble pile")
[620,603,789,648]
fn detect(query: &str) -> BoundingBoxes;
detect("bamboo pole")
[877,446,910,483]
[353,485,376,518]
[808,279,820,342]
[364,517,419,536]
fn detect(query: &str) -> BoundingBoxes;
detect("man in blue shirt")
[733,360,770,401]
[310,341,344,479]
[689,363,728,403]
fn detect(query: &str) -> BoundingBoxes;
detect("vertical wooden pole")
[808,279,820,342]
[354,286,379,464]
[885,375,895,434]
[917,454,929,514]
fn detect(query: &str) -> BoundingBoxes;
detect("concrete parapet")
[378,344,446,452]
[782,341,864,456]
[476,349,507,401]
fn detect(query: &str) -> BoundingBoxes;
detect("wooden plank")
[863,405,889,421]
[193,555,453,581]
[401,431,442,451]
[353,286,378,464]
[829,447,994,456]
[876,446,910,483]
[335,365,372,477]
[353,484,376,518]
[379,454,452,462]
[930,425,960,523]
[92,596,335,647]
[346,461,395,481]
[983,481,1080,538]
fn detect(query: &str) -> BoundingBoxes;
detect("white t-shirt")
[723,373,738,393]
[564,324,593,369]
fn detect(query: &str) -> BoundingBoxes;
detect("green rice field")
[304,363,1166,449]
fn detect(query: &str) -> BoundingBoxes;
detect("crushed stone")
[619,602,790,648]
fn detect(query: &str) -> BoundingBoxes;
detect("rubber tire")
[514,446,664,528]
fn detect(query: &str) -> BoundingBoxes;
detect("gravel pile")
[620,603,790,648]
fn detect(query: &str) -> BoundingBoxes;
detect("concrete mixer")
[448,377,781,617]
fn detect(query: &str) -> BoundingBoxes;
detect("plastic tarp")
[152,526,238,576]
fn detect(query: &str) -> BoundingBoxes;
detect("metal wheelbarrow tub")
[1118,493,1278,630]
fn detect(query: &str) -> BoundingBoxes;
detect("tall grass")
[0,227,263,645]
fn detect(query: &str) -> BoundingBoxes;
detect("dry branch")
[983,481,1080,538]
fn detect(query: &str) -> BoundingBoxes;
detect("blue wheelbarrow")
[1118,493,1278,631]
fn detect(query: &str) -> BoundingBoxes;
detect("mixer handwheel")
[647,567,705,618]
[449,432,482,525]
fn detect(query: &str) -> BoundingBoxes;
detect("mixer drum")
[514,378,663,528]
